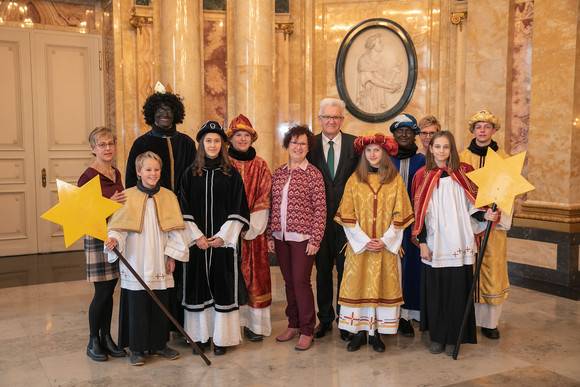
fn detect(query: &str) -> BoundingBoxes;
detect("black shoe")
[346,331,367,352]
[192,341,207,355]
[340,329,353,342]
[244,326,264,342]
[130,351,145,366]
[398,319,415,337]
[213,345,227,356]
[482,327,500,339]
[87,336,107,362]
[313,322,332,339]
[150,346,179,360]
[369,331,385,352]
[100,333,126,357]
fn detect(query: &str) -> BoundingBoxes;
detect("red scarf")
[411,163,478,237]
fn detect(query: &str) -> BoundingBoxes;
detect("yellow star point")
[41,177,123,247]
[466,149,535,216]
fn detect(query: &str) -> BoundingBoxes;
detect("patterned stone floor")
[0,267,579,386]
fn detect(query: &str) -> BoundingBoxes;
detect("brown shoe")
[276,327,300,342]
[294,334,313,351]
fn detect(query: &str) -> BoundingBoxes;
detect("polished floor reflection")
[0,267,579,386]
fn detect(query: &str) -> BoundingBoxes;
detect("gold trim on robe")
[108,186,185,233]
[335,173,414,308]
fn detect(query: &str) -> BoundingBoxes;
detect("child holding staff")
[411,131,498,356]
[106,151,189,366]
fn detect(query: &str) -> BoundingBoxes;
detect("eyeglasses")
[96,142,116,149]
[320,115,344,121]
[419,131,437,137]
[290,141,308,148]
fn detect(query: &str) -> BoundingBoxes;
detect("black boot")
[346,331,367,352]
[87,336,107,362]
[101,333,126,357]
[369,331,385,352]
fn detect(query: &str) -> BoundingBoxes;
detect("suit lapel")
[311,135,331,181]
[334,132,351,180]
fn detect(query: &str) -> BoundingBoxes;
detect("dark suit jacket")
[307,132,360,223]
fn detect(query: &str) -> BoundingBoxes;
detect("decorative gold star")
[41,177,122,247]
[466,149,535,216]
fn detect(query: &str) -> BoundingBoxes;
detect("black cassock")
[180,164,250,315]
[125,130,196,199]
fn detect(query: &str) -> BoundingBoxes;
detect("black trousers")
[315,221,347,324]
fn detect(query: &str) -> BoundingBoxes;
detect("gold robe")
[335,173,414,308]
[460,148,510,305]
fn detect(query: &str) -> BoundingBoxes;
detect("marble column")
[464,0,510,150]
[227,0,275,168]
[508,0,580,296]
[155,0,203,139]
[525,0,580,213]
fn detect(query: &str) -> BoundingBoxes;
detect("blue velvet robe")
[391,153,425,312]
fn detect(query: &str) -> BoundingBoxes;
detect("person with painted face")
[180,121,250,356]
[389,113,425,338]
[226,114,273,342]
[334,131,414,352]
[125,84,197,199]
[459,110,512,340]
[124,83,197,337]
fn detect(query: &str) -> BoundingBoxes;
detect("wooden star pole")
[453,203,495,360]
[41,177,211,366]
[111,247,211,365]
[452,150,535,360]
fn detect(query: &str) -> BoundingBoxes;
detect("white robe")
[107,197,189,291]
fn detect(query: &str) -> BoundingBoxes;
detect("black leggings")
[89,279,118,338]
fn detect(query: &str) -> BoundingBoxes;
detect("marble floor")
[0,268,579,387]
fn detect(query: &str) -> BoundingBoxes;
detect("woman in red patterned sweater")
[267,125,326,351]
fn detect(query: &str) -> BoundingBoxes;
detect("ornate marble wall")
[203,12,227,126]
[510,1,533,157]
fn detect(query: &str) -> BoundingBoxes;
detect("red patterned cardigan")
[267,162,327,247]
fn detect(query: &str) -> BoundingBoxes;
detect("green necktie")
[327,140,335,180]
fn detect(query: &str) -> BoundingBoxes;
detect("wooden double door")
[0,27,103,256]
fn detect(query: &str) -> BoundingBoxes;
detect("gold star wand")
[452,149,535,359]
[41,177,211,365]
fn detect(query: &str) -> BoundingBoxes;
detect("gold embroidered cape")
[335,173,414,308]
[108,186,185,233]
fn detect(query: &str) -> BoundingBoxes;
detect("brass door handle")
[42,168,46,187]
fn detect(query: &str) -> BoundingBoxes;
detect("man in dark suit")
[307,98,359,341]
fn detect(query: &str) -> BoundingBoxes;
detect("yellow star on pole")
[41,177,123,247]
[466,149,535,217]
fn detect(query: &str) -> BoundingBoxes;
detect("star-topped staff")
[453,149,535,360]
[41,177,211,366]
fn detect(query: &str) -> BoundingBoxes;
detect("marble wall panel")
[527,0,579,205]
[102,5,116,133]
[313,0,438,138]
[510,1,533,157]
[136,23,154,135]
[0,0,98,33]
[274,28,290,169]
[464,0,510,151]
[203,17,227,126]
[507,237,558,270]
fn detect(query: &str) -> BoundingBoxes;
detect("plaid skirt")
[85,236,120,282]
